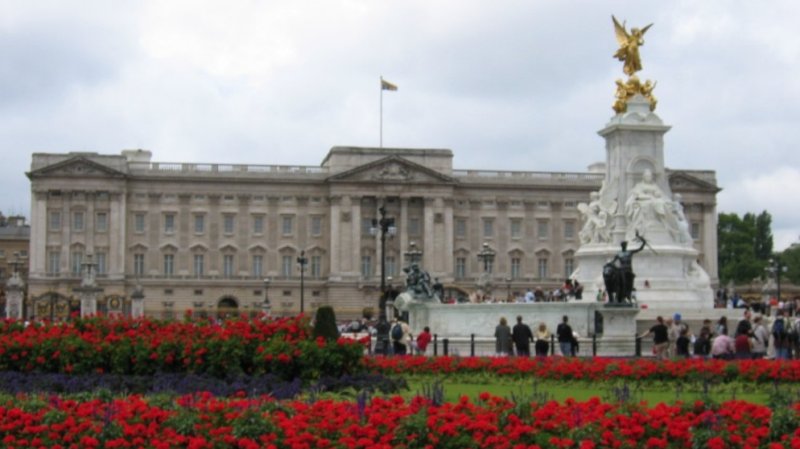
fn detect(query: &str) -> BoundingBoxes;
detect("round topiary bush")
[313,305,340,341]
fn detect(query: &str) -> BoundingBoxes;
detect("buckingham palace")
[25,146,719,319]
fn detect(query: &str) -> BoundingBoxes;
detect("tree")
[779,243,800,285]
[717,212,768,284]
[754,210,774,260]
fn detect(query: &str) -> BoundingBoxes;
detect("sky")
[1,0,799,250]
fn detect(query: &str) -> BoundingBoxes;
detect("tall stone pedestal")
[599,306,640,356]
[575,95,713,313]
[4,282,24,320]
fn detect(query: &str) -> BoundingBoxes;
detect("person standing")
[494,317,513,356]
[512,316,534,356]
[751,315,769,359]
[675,327,691,357]
[391,319,412,356]
[772,310,790,360]
[711,328,735,360]
[416,326,432,355]
[535,323,551,357]
[639,316,669,359]
[556,315,574,356]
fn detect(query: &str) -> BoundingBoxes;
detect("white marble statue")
[624,169,672,239]
[578,181,617,244]
[669,193,693,243]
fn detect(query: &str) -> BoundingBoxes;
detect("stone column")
[30,191,48,276]
[443,199,454,278]
[110,192,127,280]
[399,197,409,267]
[423,197,435,271]
[351,196,362,276]
[329,195,341,275]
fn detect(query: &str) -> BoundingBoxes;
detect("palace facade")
[26,147,719,319]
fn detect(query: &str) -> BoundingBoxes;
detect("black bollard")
[635,335,642,357]
[470,333,475,356]
[592,334,597,357]
[443,338,449,356]
[433,334,438,356]
[550,334,555,356]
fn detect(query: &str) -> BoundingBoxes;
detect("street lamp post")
[371,206,396,354]
[765,257,788,304]
[506,277,512,302]
[262,278,271,317]
[297,251,308,314]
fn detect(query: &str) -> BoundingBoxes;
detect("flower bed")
[0,316,364,380]
[366,356,800,383]
[0,392,797,448]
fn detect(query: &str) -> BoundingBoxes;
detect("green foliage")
[779,244,800,284]
[313,306,340,342]
[718,211,773,284]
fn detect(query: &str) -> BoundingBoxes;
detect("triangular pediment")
[667,170,721,193]
[27,156,127,179]
[326,155,457,184]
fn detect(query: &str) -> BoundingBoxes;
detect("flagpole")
[379,76,383,148]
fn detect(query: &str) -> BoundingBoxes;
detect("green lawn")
[404,376,774,405]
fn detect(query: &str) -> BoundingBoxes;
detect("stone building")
[26,147,719,319]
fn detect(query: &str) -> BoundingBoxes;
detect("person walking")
[556,315,574,356]
[639,316,669,360]
[416,326,432,355]
[512,315,534,356]
[534,323,550,357]
[494,317,513,356]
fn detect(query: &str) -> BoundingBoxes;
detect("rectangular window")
[164,214,175,233]
[455,257,466,279]
[691,222,701,240]
[223,255,234,278]
[194,215,205,234]
[49,211,62,231]
[564,221,575,240]
[361,256,372,278]
[408,217,421,236]
[282,255,293,277]
[163,254,174,277]
[510,219,522,239]
[311,216,323,236]
[134,254,145,276]
[311,255,321,278]
[538,258,548,279]
[223,215,235,235]
[252,255,263,278]
[253,216,264,235]
[95,252,107,275]
[455,218,467,238]
[71,251,83,275]
[282,216,294,235]
[564,258,574,277]
[511,257,521,278]
[95,212,108,232]
[537,220,549,240]
[194,254,204,277]
[73,211,85,231]
[483,218,494,238]
[386,256,396,277]
[47,251,61,275]
[134,213,145,233]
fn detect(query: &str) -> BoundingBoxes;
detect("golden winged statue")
[612,15,653,76]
